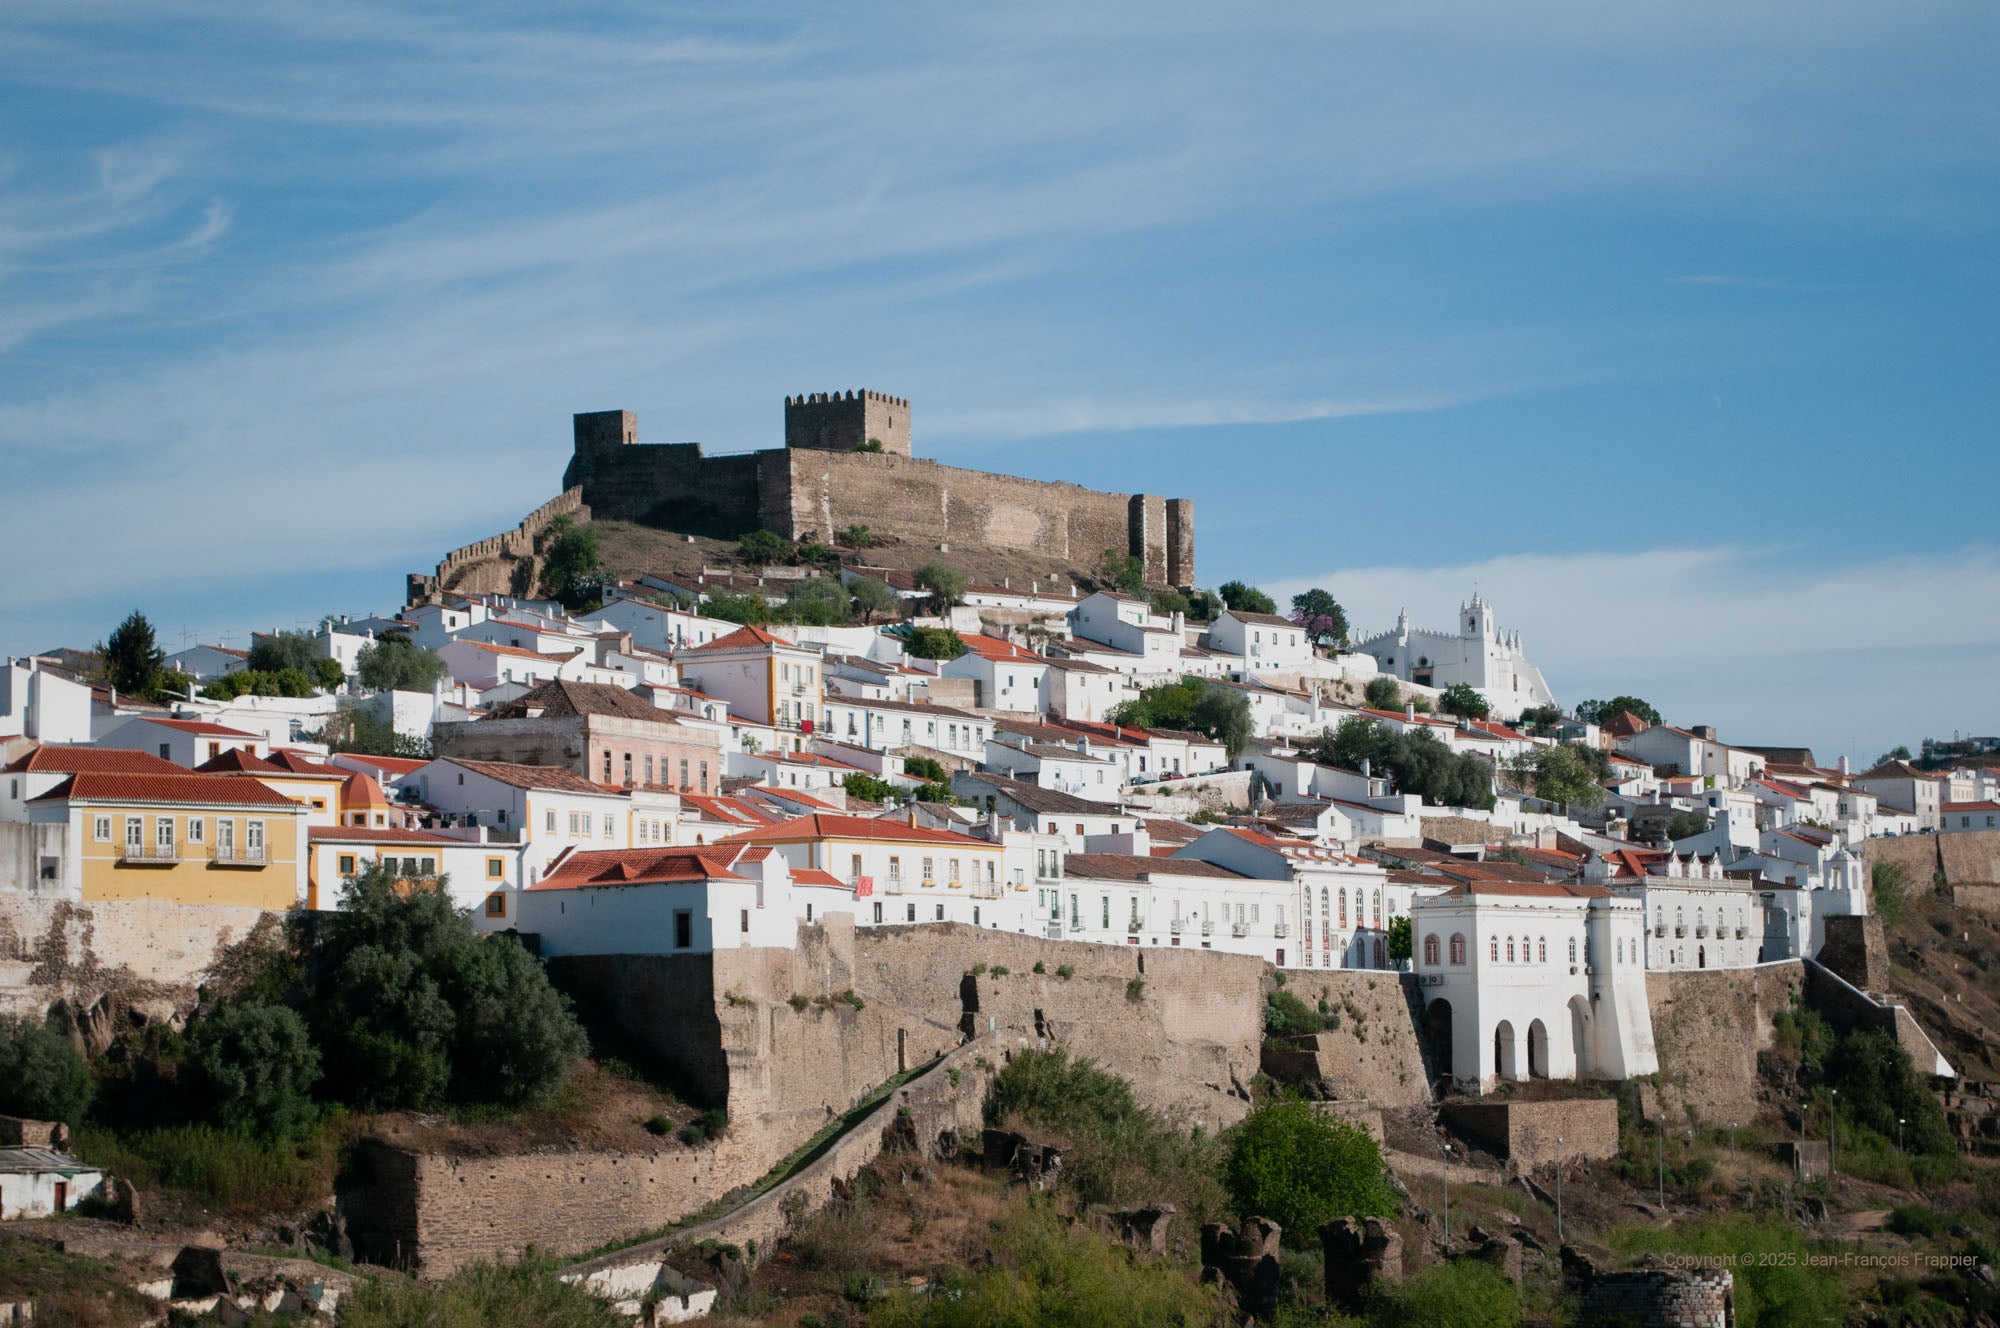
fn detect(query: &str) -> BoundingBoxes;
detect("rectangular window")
[338,854,357,875]
[922,856,934,881]
[93,815,112,842]
[851,854,863,878]
[936,904,945,921]
[907,903,917,922]
[679,759,689,789]
[545,809,556,833]
[741,909,750,934]
[485,893,506,917]
[1101,896,1110,929]
[246,820,264,851]
[603,814,614,838]
[603,751,613,782]
[700,761,709,793]
[1070,894,1080,929]
[645,755,654,785]
[187,818,205,845]
[487,858,504,878]
[874,902,884,924]
[156,817,174,851]
[159,743,172,760]
[420,857,436,875]
[217,819,233,851]
[949,858,960,882]
[674,910,693,949]
[889,855,902,880]
[569,811,580,835]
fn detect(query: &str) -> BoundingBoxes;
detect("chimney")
[1405,702,1416,722]
[1361,757,1372,779]
[1838,755,1851,776]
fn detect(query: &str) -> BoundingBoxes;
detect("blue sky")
[2,2,1995,761]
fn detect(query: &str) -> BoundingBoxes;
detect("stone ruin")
[980,1127,1063,1191]
[1320,1216,1403,1312]
[1200,1217,1284,1320]
[1564,1245,1735,1328]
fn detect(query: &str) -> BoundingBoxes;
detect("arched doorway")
[1698,946,1706,969]
[1528,1019,1550,1079]
[1493,1019,1520,1083]
[1426,998,1455,1088]
[1568,995,1591,1078]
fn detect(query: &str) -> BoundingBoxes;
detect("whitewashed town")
[1,391,1995,1324]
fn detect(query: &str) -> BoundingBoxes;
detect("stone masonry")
[561,395,1196,587]
[1440,1098,1620,1166]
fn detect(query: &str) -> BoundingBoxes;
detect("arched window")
[1424,934,1441,966]
[1490,937,1499,962]
[1568,936,1578,963]
[1537,936,1547,964]
[1320,888,1330,951]
[1450,933,1466,964]
[1675,907,1684,931]
[1373,889,1383,927]
[1655,905,1664,929]
[1617,937,1624,963]
[1506,936,1516,963]
[1338,888,1348,928]
[1696,907,1705,933]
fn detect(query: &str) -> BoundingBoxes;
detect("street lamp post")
[1555,1137,1565,1243]
[1898,1117,1906,1158]
[1829,1088,1839,1178]
[1442,1143,1452,1245]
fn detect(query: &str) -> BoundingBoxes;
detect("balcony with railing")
[1674,925,1687,938]
[883,875,905,894]
[969,880,1003,899]
[1169,918,1184,935]
[1272,923,1290,938]
[212,843,268,866]
[1200,920,1215,936]
[1694,925,1708,938]
[1653,924,1666,937]
[1734,926,1748,939]
[121,842,181,864]
[1231,922,1250,938]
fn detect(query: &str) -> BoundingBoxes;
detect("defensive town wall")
[1439,1098,1621,1167]
[405,487,588,605]
[1257,970,1434,1110]
[1864,828,2000,897]
[0,895,274,1045]
[1643,960,1803,1126]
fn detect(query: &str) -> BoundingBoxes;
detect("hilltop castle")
[563,390,1195,587]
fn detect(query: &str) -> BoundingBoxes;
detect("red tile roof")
[721,812,992,849]
[958,634,1047,663]
[195,749,290,775]
[691,624,798,652]
[790,868,846,888]
[440,758,616,796]
[309,825,464,845]
[680,794,782,826]
[33,772,301,807]
[533,847,759,890]
[264,750,346,777]
[332,753,428,777]
[138,717,262,738]
[5,746,185,776]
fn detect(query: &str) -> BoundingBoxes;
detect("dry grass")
[364,1059,689,1157]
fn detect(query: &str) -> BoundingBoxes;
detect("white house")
[981,736,1123,802]
[516,844,802,956]
[1942,800,2000,833]
[306,825,534,922]
[0,659,94,746]
[163,644,250,682]
[0,1144,103,1220]
[817,697,989,761]
[1207,610,1312,670]
[1043,656,1139,723]
[407,757,662,879]
[1410,881,1657,1092]
[938,635,1050,713]
[97,716,267,768]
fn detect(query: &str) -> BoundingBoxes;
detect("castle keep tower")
[785,390,911,456]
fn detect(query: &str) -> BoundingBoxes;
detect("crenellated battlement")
[784,388,911,456]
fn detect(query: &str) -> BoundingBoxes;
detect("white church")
[1352,593,1556,720]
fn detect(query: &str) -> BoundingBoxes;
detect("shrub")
[970,962,988,976]
[184,1002,321,1139]
[74,1121,340,1217]
[990,966,1010,977]
[903,755,949,783]
[1263,990,1326,1036]
[1057,965,1075,980]
[1872,861,1908,926]
[866,1206,1224,1328]
[1126,977,1146,1002]
[1225,1097,1397,1241]
[1371,1259,1521,1328]
[644,1115,672,1136]
[1608,1216,1847,1328]
[903,626,966,660]
[789,994,811,1011]
[339,1252,626,1328]
[990,1049,1228,1223]
[839,989,865,1011]
[1362,676,1403,711]
[737,529,792,567]
[1032,960,1047,974]
[1886,1204,1943,1237]
[677,1108,728,1148]
[0,1016,92,1125]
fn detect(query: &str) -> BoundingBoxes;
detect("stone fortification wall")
[852,923,1263,1130]
[406,488,588,604]
[0,896,272,1031]
[1439,1098,1620,1166]
[1257,971,1432,1109]
[1865,835,1945,897]
[1803,960,1954,1077]
[1815,914,1889,991]
[1645,962,1803,1125]
[563,439,764,540]
[1863,830,2000,898]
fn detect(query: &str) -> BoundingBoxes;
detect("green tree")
[1518,703,1566,736]
[903,755,949,782]
[1149,589,1189,617]
[202,669,321,701]
[185,1002,321,1139]
[247,630,321,676]
[839,523,873,548]
[434,934,587,1108]
[795,541,837,568]
[1303,720,1495,810]
[1873,744,1913,767]
[1189,685,1254,760]
[783,576,852,627]
[1575,694,1663,726]
[1183,589,1223,622]
[702,590,774,625]
[913,562,965,612]
[100,609,165,697]
[1217,580,1275,614]
[1666,809,1710,840]
[1871,861,1907,926]
[842,773,896,803]
[1362,676,1404,711]
[0,1016,92,1125]
[1438,683,1491,719]
[1101,548,1145,595]
[1509,744,1605,810]
[903,626,966,660]
[537,516,605,610]
[736,528,792,568]
[1225,1097,1397,1242]
[848,576,899,624]
[315,656,345,690]
[1289,588,1349,648]
[1387,914,1413,964]
[356,633,447,692]
[312,702,433,759]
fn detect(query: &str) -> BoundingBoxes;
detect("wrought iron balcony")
[211,844,267,866]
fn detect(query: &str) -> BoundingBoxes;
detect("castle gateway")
[562,391,1195,588]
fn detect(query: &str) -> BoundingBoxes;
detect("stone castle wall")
[1440,1098,1620,1166]
[0,896,273,1029]
[1257,971,1433,1109]
[406,488,588,604]
[1645,961,1803,1125]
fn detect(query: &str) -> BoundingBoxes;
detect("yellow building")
[677,624,824,751]
[29,772,310,908]
[196,748,347,828]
